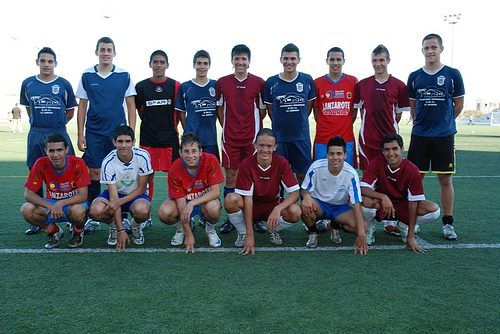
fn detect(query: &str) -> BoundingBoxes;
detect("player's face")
[46,142,68,170]
[180,142,201,168]
[371,53,389,75]
[95,43,116,66]
[231,53,250,75]
[422,38,443,65]
[280,51,300,74]
[194,57,210,78]
[255,135,276,165]
[113,135,134,160]
[326,145,346,171]
[382,141,403,167]
[149,55,168,78]
[36,53,57,77]
[326,51,344,76]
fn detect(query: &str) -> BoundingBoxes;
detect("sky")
[0,0,497,113]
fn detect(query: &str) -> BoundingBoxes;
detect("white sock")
[417,207,441,224]
[205,222,217,233]
[110,222,116,229]
[362,206,377,225]
[131,218,140,228]
[227,210,246,234]
[174,221,184,232]
[276,216,294,231]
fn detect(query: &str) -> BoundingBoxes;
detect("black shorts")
[407,134,455,174]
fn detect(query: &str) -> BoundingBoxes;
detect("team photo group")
[19,33,464,255]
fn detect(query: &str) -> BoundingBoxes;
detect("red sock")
[44,223,58,235]
[73,226,83,234]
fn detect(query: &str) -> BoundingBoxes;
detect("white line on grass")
[1,243,499,254]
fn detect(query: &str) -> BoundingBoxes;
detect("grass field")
[1,121,499,333]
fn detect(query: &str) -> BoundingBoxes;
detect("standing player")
[176,50,218,159]
[407,33,465,240]
[20,47,78,235]
[76,37,136,232]
[10,103,23,133]
[301,136,367,254]
[263,43,316,185]
[216,44,266,234]
[158,132,224,252]
[313,47,358,166]
[89,126,153,251]
[21,134,90,249]
[224,129,301,254]
[135,50,181,211]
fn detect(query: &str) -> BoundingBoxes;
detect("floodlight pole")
[443,13,462,66]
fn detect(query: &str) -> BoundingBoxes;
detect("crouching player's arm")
[266,190,299,230]
[361,187,395,220]
[241,195,255,255]
[300,190,318,218]
[406,201,423,253]
[106,184,130,251]
[352,202,368,255]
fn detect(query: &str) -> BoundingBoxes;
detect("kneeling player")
[158,132,224,253]
[21,134,90,249]
[89,126,153,251]
[360,133,440,253]
[225,128,301,255]
[301,136,367,254]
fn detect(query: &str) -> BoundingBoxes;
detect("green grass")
[0,122,499,333]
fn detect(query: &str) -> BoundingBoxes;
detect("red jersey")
[168,152,225,200]
[314,74,358,143]
[216,73,265,147]
[355,75,410,149]
[25,155,90,200]
[235,154,299,203]
[360,156,425,205]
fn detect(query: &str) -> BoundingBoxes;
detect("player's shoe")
[131,219,145,246]
[206,230,222,248]
[44,226,64,249]
[253,221,267,233]
[170,230,185,246]
[383,220,401,237]
[366,220,377,246]
[234,233,246,247]
[122,218,132,233]
[396,221,421,243]
[306,232,319,248]
[219,219,235,234]
[330,229,342,244]
[443,224,457,240]
[316,219,329,232]
[68,230,84,248]
[141,218,153,229]
[269,230,283,245]
[25,224,41,235]
[84,219,101,235]
[107,227,117,246]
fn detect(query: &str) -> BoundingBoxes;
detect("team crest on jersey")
[437,75,445,86]
[296,82,303,93]
[325,90,334,99]
[156,86,163,93]
[209,87,216,97]
[334,90,345,98]
[52,85,60,95]
[49,182,57,190]
[347,91,352,99]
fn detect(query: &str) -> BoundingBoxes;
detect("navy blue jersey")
[407,66,465,137]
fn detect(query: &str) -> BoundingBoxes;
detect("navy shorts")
[83,132,115,169]
[276,140,312,174]
[98,190,150,213]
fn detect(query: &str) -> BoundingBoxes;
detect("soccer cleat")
[443,224,457,240]
[383,220,401,237]
[316,219,330,232]
[306,232,319,248]
[397,222,421,242]
[131,221,145,246]
[234,233,246,247]
[219,219,235,234]
[141,218,153,229]
[84,219,101,235]
[122,218,132,232]
[68,230,84,248]
[206,230,222,248]
[330,229,342,244]
[44,226,64,249]
[107,227,117,246]
[269,230,283,245]
[25,224,41,235]
[366,220,377,246]
[253,221,267,233]
[170,230,185,246]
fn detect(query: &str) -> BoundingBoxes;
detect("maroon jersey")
[168,153,224,200]
[25,156,90,200]
[216,73,265,147]
[356,75,410,149]
[235,154,299,203]
[361,156,425,205]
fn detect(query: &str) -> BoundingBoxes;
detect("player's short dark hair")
[327,47,344,59]
[256,128,276,141]
[96,37,115,52]
[193,50,211,65]
[327,136,346,153]
[281,43,300,57]
[114,125,135,141]
[150,50,168,64]
[422,33,443,47]
[372,44,390,60]
[180,132,201,149]
[37,47,57,62]
[45,133,68,148]
[381,133,404,149]
[231,44,251,60]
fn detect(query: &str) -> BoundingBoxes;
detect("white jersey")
[301,159,361,205]
[100,147,153,195]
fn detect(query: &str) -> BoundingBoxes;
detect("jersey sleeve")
[235,161,254,196]
[396,80,410,113]
[407,164,425,201]
[19,79,29,107]
[76,76,88,100]
[263,78,273,105]
[175,83,187,112]
[280,159,300,193]
[360,159,379,189]
[168,168,187,199]
[25,159,44,193]
[407,72,417,100]
[125,73,137,97]
[64,80,78,109]
[307,75,316,101]
[301,163,316,193]
[138,149,154,176]
[100,160,116,185]
[348,172,362,204]
[134,82,144,111]
[452,68,465,98]
[74,159,91,188]
[216,79,224,107]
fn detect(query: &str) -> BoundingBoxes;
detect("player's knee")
[284,204,301,223]
[437,174,453,187]
[68,204,88,225]
[224,193,243,213]
[131,201,151,221]
[202,200,221,220]
[157,200,178,224]
[20,202,36,219]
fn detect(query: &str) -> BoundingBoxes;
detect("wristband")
[117,229,125,233]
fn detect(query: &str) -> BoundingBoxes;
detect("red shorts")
[221,142,255,169]
[376,200,410,225]
[358,142,382,171]
[140,146,177,172]
[252,198,283,221]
